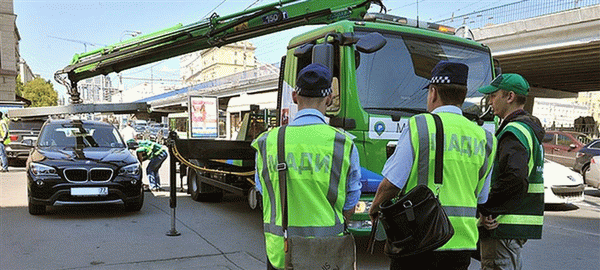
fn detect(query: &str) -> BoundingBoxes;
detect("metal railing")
[436,0,600,28]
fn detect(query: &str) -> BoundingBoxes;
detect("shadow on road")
[584,188,600,197]
[544,203,579,212]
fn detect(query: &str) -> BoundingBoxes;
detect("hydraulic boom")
[56,0,385,103]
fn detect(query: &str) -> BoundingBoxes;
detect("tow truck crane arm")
[56,0,385,103]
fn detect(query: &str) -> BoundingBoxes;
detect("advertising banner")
[189,96,218,138]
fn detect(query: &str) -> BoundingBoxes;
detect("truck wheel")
[188,167,223,202]
[28,199,46,215]
[247,187,262,210]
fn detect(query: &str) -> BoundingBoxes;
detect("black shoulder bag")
[376,113,454,258]
[277,126,357,270]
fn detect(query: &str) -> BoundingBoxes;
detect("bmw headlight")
[118,163,141,176]
[30,163,57,176]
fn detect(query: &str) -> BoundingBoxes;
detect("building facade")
[179,41,256,85]
[533,97,591,129]
[77,75,120,103]
[0,0,18,101]
[577,91,600,123]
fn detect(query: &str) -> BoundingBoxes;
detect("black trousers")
[390,250,473,270]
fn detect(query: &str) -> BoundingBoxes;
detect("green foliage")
[15,75,24,96]
[22,78,58,107]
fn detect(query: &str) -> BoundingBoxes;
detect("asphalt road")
[1,158,599,270]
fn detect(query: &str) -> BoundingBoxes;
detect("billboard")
[189,96,218,138]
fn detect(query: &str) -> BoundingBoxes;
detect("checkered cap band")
[295,86,332,97]
[430,76,451,84]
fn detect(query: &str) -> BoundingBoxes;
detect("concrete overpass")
[472,4,600,98]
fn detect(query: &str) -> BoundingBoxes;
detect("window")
[542,133,555,143]
[556,134,572,146]
[588,140,600,149]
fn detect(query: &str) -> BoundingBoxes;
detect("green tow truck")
[52,0,497,236]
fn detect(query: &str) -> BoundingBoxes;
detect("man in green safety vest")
[0,111,10,172]
[477,74,545,270]
[369,61,497,270]
[252,63,362,270]
[132,139,168,191]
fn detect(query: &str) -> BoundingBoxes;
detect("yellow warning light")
[438,26,455,33]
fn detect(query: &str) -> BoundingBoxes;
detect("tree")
[22,78,58,107]
[15,75,24,96]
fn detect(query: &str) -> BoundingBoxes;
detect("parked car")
[543,158,585,204]
[26,119,143,215]
[582,155,600,189]
[5,118,45,165]
[142,123,167,142]
[542,130,593,168]
[573,139,600,174]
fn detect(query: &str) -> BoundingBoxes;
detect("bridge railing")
[437,0,600,29]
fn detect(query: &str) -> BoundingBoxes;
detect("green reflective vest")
[135,140,165,160]
[406,113,496,251]
[251,124,353,269]
[491,121,544,239]
[0,117,9,145]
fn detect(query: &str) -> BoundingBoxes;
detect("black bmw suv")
[27,119,143,215]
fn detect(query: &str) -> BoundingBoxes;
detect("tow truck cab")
[278,15,496,235]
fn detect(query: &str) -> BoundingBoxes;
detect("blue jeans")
[147,151,167,188]
[0,143,7,170]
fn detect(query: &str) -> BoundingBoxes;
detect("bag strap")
[431,113,444,186]
[277,126,289,240]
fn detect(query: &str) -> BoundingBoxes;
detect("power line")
[244,0,264,11]
[202,0,229,20]
[47,35,107,52]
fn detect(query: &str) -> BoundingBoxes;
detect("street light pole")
[120,30,142,43]
[118,30,142,102]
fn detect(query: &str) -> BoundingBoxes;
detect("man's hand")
[368,207,379,225]
[481,215,499,230]
[369,178,400,224]
[343,208,355,222]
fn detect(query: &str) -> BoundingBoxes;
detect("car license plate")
[71,187,108,196]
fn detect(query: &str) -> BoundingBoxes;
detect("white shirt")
[121,126,137,142]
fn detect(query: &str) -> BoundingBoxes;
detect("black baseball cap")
[423,61,469,89]
[295,63,333,97]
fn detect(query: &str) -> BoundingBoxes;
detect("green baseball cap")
[478,73,530,95]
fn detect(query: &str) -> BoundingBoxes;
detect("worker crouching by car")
[130,139,168,191]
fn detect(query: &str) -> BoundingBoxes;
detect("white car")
[543,159,585,204]
[583,155,600,189]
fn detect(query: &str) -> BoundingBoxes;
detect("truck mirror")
[294,43,313,57]
[329,116,356,130]
[356,32,386,53]
[312,43,335,72]
[493,58,502,76]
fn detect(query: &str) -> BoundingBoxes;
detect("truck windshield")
[355,31,493,114]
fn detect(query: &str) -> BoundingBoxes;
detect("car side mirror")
[569,144,577,150]
[127,140,139,150]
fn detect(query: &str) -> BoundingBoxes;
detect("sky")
[14,0,518,100]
